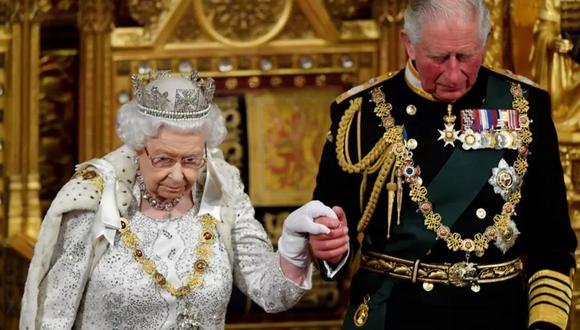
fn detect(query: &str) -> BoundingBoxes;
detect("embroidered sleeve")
[521,91,576,329]
[528,269,574,330]
[228,166,305,312]
[36,210,95,328]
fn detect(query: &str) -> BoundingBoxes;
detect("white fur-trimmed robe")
[20,145,309,329]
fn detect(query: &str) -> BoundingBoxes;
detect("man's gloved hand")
[278,200,337,268]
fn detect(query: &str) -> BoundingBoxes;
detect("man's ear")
[400,30,415,60]
[484,27,492,48]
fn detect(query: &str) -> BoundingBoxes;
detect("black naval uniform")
[313,62,576,330]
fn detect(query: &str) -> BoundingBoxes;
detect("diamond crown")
[131,71,216,121]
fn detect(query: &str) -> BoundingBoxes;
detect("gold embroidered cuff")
[528,269,574,330]
[529,286,572,309]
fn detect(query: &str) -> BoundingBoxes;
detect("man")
[310,1,577,329]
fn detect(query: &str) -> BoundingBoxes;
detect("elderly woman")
[20,72,348,329]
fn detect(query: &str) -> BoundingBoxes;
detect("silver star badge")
[494,220,520,254]
[437,124,459,147]
[488,158,521,201]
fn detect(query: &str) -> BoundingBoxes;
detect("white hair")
[116,76,227,150]
[403,0,491,46]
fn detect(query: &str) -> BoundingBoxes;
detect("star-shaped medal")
[437,123,459,147]
[488,158,521,201]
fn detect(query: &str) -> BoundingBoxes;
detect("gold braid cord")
[335,96,402,241]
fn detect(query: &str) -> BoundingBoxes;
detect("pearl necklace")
[137,173,182,211]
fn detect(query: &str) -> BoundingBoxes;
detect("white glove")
[278,200,337,268]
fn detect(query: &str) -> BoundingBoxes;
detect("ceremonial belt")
[360,251,523,288]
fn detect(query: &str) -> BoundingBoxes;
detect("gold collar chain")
[119,213,218,297]
[390,83,531,257]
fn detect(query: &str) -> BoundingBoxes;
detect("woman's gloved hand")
[278,200,336,268]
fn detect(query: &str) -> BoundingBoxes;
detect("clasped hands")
[278,200,349,268]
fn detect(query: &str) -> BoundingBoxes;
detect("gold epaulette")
[335,71,399,105]
[484,65,546,91]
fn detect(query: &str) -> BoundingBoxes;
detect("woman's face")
[136,127,206,201]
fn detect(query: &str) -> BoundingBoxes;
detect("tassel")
[397,176,403,225]
[386,182,397,239]
[359,172,367,213]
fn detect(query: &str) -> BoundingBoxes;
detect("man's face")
[403,18,487,102]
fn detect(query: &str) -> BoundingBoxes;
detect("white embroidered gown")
[36,199,304,329]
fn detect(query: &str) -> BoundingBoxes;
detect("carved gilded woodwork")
[38,50,77,214]
[276,8,318,40]
[324,0,373,25]
[111,0,379,61]
[105,1,382,181]
[562,0,580,32]
[0,2,40,326]
[77,0,114,160]
[376,0,407,73]
[193,0,292,47]
[112,0,198,48]
[36,0,76,16]
[168,7,207,43]
[484,0,506,68]
[214,95,244,169]
[296,0,339,42]
[0,27,6,325]
[509,0,543,78]
[560,142,580,212]
[4,0,42,259]
[0,1,11,23]
[78,0,114,33]
[127,0,171,26]
[530,0,579,135]
[0,2,42,324]
[0,31,8,242]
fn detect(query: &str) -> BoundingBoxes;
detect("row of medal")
[436,108,525,150]
[457,128,520,150]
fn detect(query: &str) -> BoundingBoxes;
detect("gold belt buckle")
[448,262,479,287]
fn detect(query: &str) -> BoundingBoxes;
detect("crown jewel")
[131,71,216,121]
